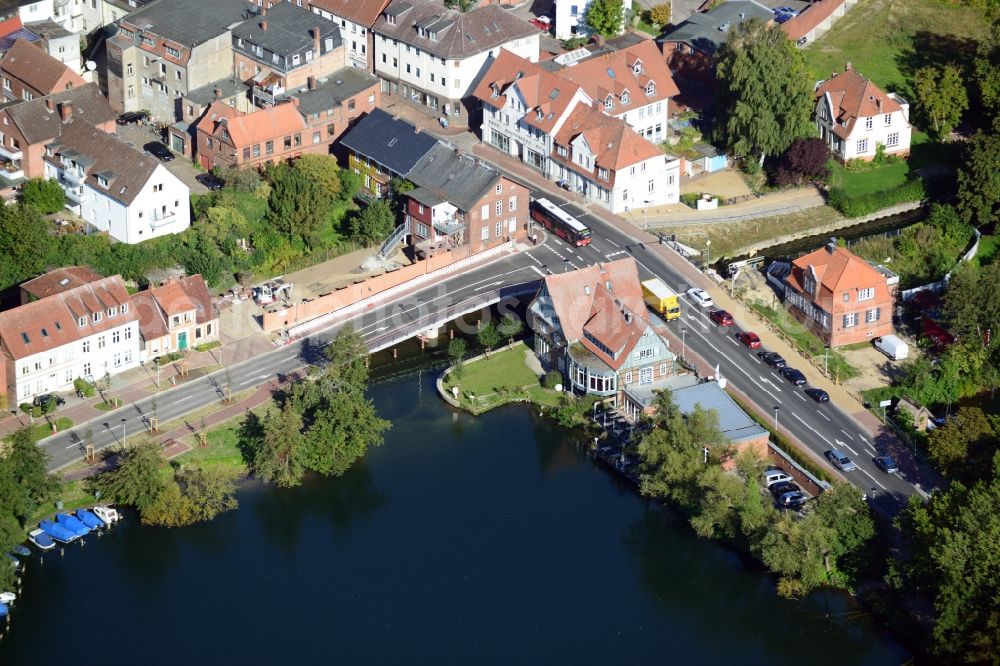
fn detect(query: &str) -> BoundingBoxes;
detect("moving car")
[686,288,714,308]
[779,366,806,385]
[736,331,762,348]
[758,351,786,368]
[804,388,830,403]
[825,449,856,472]
[873,455,899,474]
[116,111,148,125]
[709,309,733,326]
[143,141,175,162]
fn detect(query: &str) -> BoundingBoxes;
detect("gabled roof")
[119,0,254,47]
[472,49,584,135]
[222,102,307,147]
[554,39,680,109]
[4,83,116,144]
[134,274,214,341]
[0,38,84,93]
[660,0,773,55]
[0,275,136,360]
[232,2,341,58]
[540,258,645,344]
[309,0,391,28]
[781,0,845,41]
[192,99,243,135]
[671,381,769,444]
[580,283,648,370]
[21,267,104,301]
[405,143,501,212]
[815,68,904,139]
[373,0,536,61]
[553,103,664,178]
[338,107,438,176]
[785,242,892,312]
[290,68,378,115]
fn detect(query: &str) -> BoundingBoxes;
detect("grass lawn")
[973,234,998,267]
[443,343,563,412]
[175,423,250,476]
[829,160,911,197]
[28,480,99,526]
[94,398,123,412]
[6,417,75,445]
[802,0,992,97]
[748,299,859,381]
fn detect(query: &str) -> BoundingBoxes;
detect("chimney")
[214,87,222,98]
[876,97,882,111]
[307,75,317,91]
[593,34,604,48]
[845,61,852,72]
[290,96,300,107]
[313,26,321,55]
[58,101,73,122]
[45,98,55,112]
[827,237,837,253]
[260,19,268,31]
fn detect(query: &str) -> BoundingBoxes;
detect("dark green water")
[0,372,906,664]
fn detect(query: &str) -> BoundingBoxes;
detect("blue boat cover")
[75,509,104,529]
[12,544,31,557]
[31,531,55,549]
[56,513,91,537]
[40,519,76,542]
[0,603,8,616]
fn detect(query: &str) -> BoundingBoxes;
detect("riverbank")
[437,342,561,414]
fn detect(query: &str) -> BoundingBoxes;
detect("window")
[126,63,133,76]
[597,167,609,180]
[481,226,489,241]
[159,63,166,76]
[108,307,117,317]
[243,147,251,160]
[93,311,102,323]
[604,97,613,111]
[113,353,121,367]
[495,201,502,216]
[624,370,632,383]
[495,183,502,195]
[124,327,131,340]
[294,134,301,146]
[647,179,654,193]
[121,304,128,314]
[83,362,90,376]
[508,196,516,211]
[570,4,579,15]
[646,83,654,95]
[97,335,106,349]
[82,340,90,353]
[842,312,857,328]
[659,363,667,376]
[638,107,644,119]
[265,140,273,155]
[886,132,899,147]
[495,221,503,237]
[858,287,875,301]
[112,330,120,344]
[621,91,629,104]
[865,117,873,130]
[884,114,892,127]
[481,204,489,220]
[856,139,869,153]
[865,307,881,323]
[166,46,180,58]
[175,70,182,81]
[78,316,87,327]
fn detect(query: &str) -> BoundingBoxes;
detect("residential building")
[23,20,81,74]
[659,0,772,78]
[308,0,390,70]
[44,119,191,243]
[0,38,85,101]
[104,0,254,121]
[232,3,344,109]
[404,143,528,257]
[0,273,140,405]
[338,106,438,198]
[814,66,911,162]
[553,0,624,40]
[527,258,677,401]
[782,0,857,47]
[0,82,116,190]
[20,265,103,304]
[79,0,157,36]
[550,36,679,143]
[131,274,218,358]
[170,77,253,155]
[373,0,539,125]
[782,240,899,347]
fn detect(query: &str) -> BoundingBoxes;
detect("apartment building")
[308,0,389,70]
[0,37,85,101]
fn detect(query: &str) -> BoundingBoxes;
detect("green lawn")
[829,160,911,197]
[443,343,563,412]
[176,424,250,476]
[6,417,75,445]
[748,300,859,381]
[974,234,998,267]
[802,0,991,97]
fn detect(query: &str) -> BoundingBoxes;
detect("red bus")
[530,197,592,247]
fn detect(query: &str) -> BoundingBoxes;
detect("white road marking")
[865,445,877,456]
[751,355,762,364]
[859,466,887,490]
[836,439,858,456]
[529,265,547,277]
[177,395,192,402]
[817,410,831,421]
[474,280,504,292]
[795,392,807,402]
[840,429,855,440]
[239,373,269,387]
[726,335,739,346]
[282,355,298,362]
[686,314,708,331]
[607,238,620,248]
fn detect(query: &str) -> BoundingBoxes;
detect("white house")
[309,0,389,70]
[554,0,625,40]
[0,273,141,404]
[814,66,911,162]
[44,119,191,244]
[373,0,539,125]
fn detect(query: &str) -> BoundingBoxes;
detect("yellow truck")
[641,278,681,321]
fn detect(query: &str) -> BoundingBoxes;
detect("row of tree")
[636,391,875,598]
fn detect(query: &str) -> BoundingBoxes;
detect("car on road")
[143,141,174,162]
[804,387,830,403]
[874,455,899,474]
[117,111,149,125]
[736,331,762,348]
[758,351,786,368]
[197,173,224,191]
[778,366,806,385]
[686,288,714,308]
[777,490,808,508]
[825,449,856,472]
[768,481,800,498]
[709,309,733,326]
[32,393,65,408]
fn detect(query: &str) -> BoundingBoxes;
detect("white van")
[874,335,909,360]
[762,469,794,487]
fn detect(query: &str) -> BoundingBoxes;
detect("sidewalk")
[632,187,826,227]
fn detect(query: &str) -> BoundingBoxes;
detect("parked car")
[32,393,65,408]
[778,491,808,508]
[709,309,733,326]
[762,469,794,487]
[686,288,713,308]
[825,449,856,472]
[197,173,224,191]
[529,17,551,31]
[117,111,149,125]
[758,351,786,368]
[804,388,830,403]
[143,141,174,162]
[736,331,762,348]
[769,481,800,498]
[778,366,806,385]
[873,455,899,474]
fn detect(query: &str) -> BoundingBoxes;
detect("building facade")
[308,0,389,70]
[0,37,85,102]
[131,274,218,358]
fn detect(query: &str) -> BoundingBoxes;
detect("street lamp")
[681,327,688,364]
[773,405,780,431]
[120,418,127,449]
[823,345,830,377]
[705,239,712,270]
[642,199,652,231]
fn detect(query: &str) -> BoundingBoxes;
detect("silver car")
[825,449,856,472]
[686,287,714,308]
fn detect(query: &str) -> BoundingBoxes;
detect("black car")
[32,393,65,408]
[758,351,786,368]
[197,173,224,191]
[779,366,807,385]
[768,481,800,498]
[804,387,830,403]
[144,141,175,162]
[117,111,149,125]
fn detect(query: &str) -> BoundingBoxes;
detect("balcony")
[0,160,23,182]
[149,210,178,229]
[0,143,22,161]
[62,167,85,184]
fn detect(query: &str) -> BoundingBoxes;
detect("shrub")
[769,138,831,186]
[543,370,563,389]
[828,178,926,217]
[680,192,700,208]
[73,377,96,398]
[20,178,66,214]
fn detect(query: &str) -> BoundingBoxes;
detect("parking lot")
[113,121,209,195]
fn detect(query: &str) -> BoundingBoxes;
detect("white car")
[686,288,714,308]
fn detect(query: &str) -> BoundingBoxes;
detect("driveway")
[113,122,209,194]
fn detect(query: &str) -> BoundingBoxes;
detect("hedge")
[827,177,925,217]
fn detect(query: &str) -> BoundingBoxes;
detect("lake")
[0,371,907,664]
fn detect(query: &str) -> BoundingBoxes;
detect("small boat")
[75,509,105,530]
[39,519,78,544]
[55,513,91,537]
[0,602,8,617]
[0,592,14,605]
[28,528,56,551]
[92,506,120,524]
[10,545,31,558]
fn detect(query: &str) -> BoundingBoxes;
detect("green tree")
[447,338,467,378]
[266,165,333,247]
[322,324,370,390]
[497,312,523,347]
[389,177,415,214]
[349,199,396,245]
[0,204,52,291]
[20,178,66,214]
[927,407,999,481]
[648,3,671,26]
[338,168,361,204]
[943,261,1000,341]
[251,402,307,487]
[714,18,813,165]
[585,0,625,37]
[218,166,261,193]
[957,130,1000,226]
[293,154,342,199]
[912,64,969,138]
[477,322,502,359]
[5,427,57,521]
[89,441,167,512]
[141,479,195,527]
[973,29,1000,123]
[177,466,238,522]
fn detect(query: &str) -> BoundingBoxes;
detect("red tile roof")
[20,266,104,301]
[223,102,306,147]
[308,0,391,27]
[0,38,85,94]
[0,16,23,38]
[134,275,215,342]
[815,68,903,140]
[580,284,648,370]
[541,257,645,344]
[555,39,680,109]
[552,103,663,180]
[0,276,136,360]
[786,243,891,313]
[781,0,845,41]
[192,100,243,135]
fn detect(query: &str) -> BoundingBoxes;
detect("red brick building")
[783,241,899,347]
[0,38,85,102]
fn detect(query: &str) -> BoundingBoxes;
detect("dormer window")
[490,84,499,99]
[387,13,396,25]
[78,316,86,327]
[645,82,655,95]
[92,311,102,323]
[97,175,108,188]
[536,108,544,120]
[604,97,613,110]
[107,307,117,317]
[121,303,129,314]
[632,60,642,74]
[621,90,629,104]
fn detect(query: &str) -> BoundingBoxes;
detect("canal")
[0,370,907,664]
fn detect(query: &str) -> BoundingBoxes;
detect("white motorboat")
[92,506,120,524]
[28,527,56,551]
[0,591,15,605]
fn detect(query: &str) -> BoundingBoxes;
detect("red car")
[736,331,762,348]
[529,17,552,32]
[709,309,733,326]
